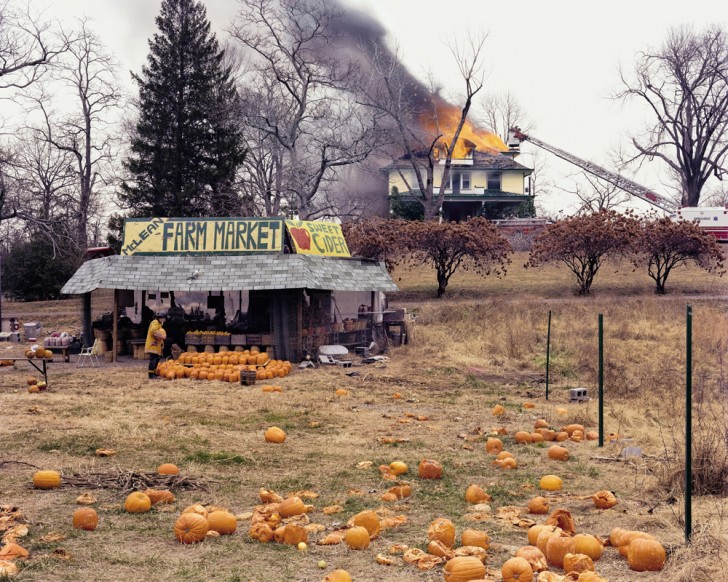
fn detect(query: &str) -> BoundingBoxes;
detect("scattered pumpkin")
[563,553,595,574]
[344,526,370,549]
[32,470,61,489]
[335,388,349,396]
[492,405,505,416]
[501,556,534,582]
[427,517,456,548]
[264,426,286,443]
[388,483,412,499]
[494,457,518,469]
[627,538,666,571]
[592,490,618,509]
[443,555,486,582]
[182,504,208,519]
[539,474,563,491]
[523,402,536,409]
[545,508,575,535]
[527,496,550,514]
[72,507,99,531]
[465,484,489,504]
[544,534,576,568]
[618,531,656,557]
[322,570,352,582]
[389,461,408,475]
[530,432,545,443]
[428,539,454,560]
[485,437,503,454]
[144,489,176,505]
[157,463,179,475]
[514,431,532,444]
[350,510,381,538]
[249,522,274,543]
[461,529,490,550]
[280,524,308,545]
[573,534,603,561]
[515,545,548,573]
[536,527,564,554]
[124,492,152,513]
[586,430,598,440]
[528,524,555,546]
[207,511,237,535]
[496,450,515,460]
[174,512,209,544]
[0,543,29,559]
[26,377,36,386]
[556,431,569,442]
[534,419,549,429]
[278,496,306,517]
[418,458,443,479]
[27,385,40,393]
[0,561,18,577]
[547,445,570,461]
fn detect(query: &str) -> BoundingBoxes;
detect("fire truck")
[508,129,728,243]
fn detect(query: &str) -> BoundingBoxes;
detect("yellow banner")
[121,218,284,255]
[285,220,350,257]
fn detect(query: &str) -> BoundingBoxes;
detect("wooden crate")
[240,371,257,386]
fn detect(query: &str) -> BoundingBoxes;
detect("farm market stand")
[61,217,397,364]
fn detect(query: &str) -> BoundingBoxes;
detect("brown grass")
[0,252,726,581]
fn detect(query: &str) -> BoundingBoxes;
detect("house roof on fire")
[60,254,398,295]
[384,150,532,172]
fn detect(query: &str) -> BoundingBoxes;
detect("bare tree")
[561,171,632,214]
[230,0,382,219]
[363,33,488,220]
[479,91,529,143]
[0,0,68,91]
[618,25,728,207]
[28,21,121,249]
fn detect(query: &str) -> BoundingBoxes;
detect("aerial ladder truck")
[507,128,728,242]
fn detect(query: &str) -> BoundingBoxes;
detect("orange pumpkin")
[124,492,152,513]
[207,510,237,535]
[443,556,486,582]
[144,489,176,505]
[573,534,603,561]
[514,431,532,443]
[427,517,455,548]
[174,512,209,544]
[281,524,308,545]
[351,510,380,539]
[418,458,443,479]
[563,553,595,574]
[182,503,208,519]
[527,496,549,514]
[264,426,286,443]
[501,557,534,582]
[464,484,489,504]
[544,535,576,568]
[485,437,503,454]
[592,490,618,509]
[627,538,666,571]
[72,507,99,531]
[158,463,180,475]
[515,545,548,573]
[278,496,305,517]
[461,529,490,550]
[33,470,61,489]
[322,571,352,582]
[344,526,370,549]
[547,445,569,461]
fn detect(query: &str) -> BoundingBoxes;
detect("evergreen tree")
[120,0,245,217]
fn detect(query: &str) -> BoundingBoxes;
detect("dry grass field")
[1,253,726,581]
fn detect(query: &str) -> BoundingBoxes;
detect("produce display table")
[45,346,71,363]
[1,357,49,383]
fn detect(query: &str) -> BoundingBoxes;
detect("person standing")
[145,310,167,379]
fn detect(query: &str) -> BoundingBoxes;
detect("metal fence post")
[545,310,552,400]
[685,304,692,543]
[598,313,604,447]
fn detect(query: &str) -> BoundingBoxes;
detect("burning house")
[385,130,534,222]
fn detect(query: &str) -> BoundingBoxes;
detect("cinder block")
[569,387,588,403]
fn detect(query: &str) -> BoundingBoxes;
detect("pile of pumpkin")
[156,349,292,382]
[23,348,54,360]
[25,377,48,394]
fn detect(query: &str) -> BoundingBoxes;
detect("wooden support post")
[82,292,92,348]
[112,289,119,363]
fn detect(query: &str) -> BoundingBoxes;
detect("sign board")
[285,220,350,257]
[121,217,285,256]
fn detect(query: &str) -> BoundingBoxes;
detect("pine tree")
[120,0,245,217]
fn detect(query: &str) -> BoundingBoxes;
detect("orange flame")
[418,97,508,158]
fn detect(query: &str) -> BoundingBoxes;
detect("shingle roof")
[384,151,532,172]
[61,254,398,295]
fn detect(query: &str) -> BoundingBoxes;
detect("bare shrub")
[664,526,728,582]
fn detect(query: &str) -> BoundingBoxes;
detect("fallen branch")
[59,470,209,494]
[0,460,41,470]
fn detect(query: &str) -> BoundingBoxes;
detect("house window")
[487,172,502,191]
[461,173,471,190]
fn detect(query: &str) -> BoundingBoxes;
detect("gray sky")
[34,0,728,213]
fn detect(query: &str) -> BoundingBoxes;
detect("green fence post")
[545,310,551,401]
[598,313,604,447]
[685,304,692,543]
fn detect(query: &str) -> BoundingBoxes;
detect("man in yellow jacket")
[145,310,167,379]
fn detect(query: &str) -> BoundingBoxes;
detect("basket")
[240,370,257,386]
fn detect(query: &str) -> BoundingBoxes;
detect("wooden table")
[46,346,71,363]
[1,357,49,383]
